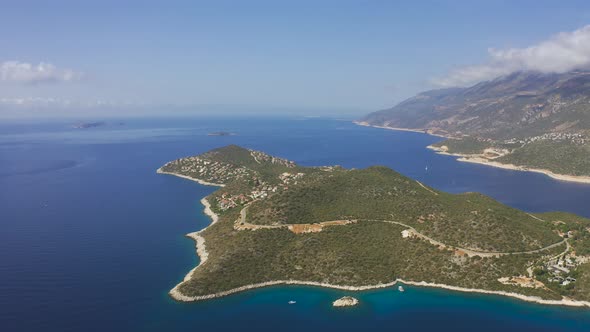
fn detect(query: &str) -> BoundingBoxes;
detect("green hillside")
[161,145,590,303]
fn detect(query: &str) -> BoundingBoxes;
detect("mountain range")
[359,70,590,179]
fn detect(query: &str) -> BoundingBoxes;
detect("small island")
[333,296,359,307]
[208,131,235,136]
[159,145,590,307]
[72,121,105,129]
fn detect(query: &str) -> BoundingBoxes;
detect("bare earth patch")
[498,276,548,290]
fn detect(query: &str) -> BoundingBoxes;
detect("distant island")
[208,131,236,136]
[358,70,590,183]
[159,145,590,307]
[72,121,106,129]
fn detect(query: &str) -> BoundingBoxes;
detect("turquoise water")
[1,116,589,331]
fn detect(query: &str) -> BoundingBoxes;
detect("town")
[215,172,305,211]
[503,132,587,146]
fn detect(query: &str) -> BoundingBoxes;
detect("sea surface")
[1,116,590,331]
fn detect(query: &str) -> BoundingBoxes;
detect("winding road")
[236,203,566,258]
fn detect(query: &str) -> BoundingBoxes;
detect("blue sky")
[2,0,590,117]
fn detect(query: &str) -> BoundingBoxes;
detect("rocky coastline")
[159,167,590,308]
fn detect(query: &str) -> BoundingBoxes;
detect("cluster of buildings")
[279,172,305,185]
[249,150,296,168]
[216,193,250,210]
[214,182,279,211]
[503,132,586,146]
[548,275,577,286]
[169,157,254,184]
[250,183,278,199]
[171,151,306,212]
[214,172,306,212]
[546,255,578,286]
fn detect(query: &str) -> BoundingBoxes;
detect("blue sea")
[1,116,590,331]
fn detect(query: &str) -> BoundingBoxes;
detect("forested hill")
[161,145,590,303]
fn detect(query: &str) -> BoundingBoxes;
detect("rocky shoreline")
[200,197,218,224]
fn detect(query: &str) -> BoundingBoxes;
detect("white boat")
[398,286,405,292]
[288,300,296,304]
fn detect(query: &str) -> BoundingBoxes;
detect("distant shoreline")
[354,121,447,137]
[355,121,590,185]
[426,145,590,185]
[159,168,590,308]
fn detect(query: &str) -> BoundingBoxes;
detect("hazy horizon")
[4,0,590,118]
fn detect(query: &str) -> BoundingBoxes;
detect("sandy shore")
[354,121,447,137]
[355,122,590,184]
[455,157,590,184]
[156,167,226,187]
[425,146,590,184]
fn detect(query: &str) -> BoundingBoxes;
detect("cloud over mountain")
[433,25,590,87]
[0,61,83,84]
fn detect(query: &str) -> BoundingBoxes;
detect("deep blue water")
[1,116,589,331]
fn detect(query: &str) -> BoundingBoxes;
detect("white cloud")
[432,25,590,87]
[0,61,83,84]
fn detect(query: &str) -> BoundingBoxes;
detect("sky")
[3,0,590,118]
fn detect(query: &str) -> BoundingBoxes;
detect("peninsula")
[359,70,590,182]
[159,145,590,306]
